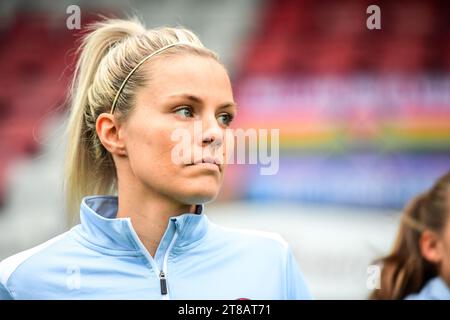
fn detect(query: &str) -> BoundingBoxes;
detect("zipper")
[159,271,168,295]
[126,217,179,300]
[158,230,178,299]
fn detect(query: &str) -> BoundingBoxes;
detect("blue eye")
[218,113,234,126]
[174,106,194,118]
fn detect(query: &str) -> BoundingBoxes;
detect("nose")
[201,115,223,149]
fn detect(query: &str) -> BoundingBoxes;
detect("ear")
[96,113,127,157]
[419,229,444,265]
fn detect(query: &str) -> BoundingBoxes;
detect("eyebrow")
[167,93,237,110]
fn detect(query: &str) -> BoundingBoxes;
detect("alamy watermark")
[66,5,81,30]
[366,5,381,30]
[366,264,381,290]
[171,121,280,176]
[66,264,81,290]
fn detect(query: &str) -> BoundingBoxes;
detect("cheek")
[123,114,224,202]
[223,130,235,165]
[126,119,180,176]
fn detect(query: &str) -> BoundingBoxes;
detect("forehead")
[140,54,233,102]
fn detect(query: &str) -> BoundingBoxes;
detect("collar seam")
[73,228,142,257]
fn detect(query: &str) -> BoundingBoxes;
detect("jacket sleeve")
[284,245,312,299]
[0,282,13,300]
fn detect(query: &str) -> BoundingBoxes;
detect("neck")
[116,182,196,257]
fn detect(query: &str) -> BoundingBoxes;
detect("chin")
[186,189,219,204]
[177,182,221,204]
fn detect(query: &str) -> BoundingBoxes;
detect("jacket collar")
[78,195,209,253]
[419,277,450,300]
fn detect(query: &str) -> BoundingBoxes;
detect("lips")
[192,156,222,166]
[186,155,223,171]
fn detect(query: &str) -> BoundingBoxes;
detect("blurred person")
[0,17,310,300]
[370,172,450,300]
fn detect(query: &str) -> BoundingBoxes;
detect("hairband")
[110,40,190,114]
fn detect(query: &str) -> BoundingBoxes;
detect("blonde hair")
[64,17,219,224]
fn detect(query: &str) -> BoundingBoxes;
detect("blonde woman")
[371,172,450,300]
[0,18,311,300]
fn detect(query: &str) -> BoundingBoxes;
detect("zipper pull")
[159,271,168,295]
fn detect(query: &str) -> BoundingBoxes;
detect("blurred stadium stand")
[0,0,449,299]
[227,0,450,209]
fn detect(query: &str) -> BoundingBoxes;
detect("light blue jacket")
[405,277,450,300]
[0,196,311,300]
